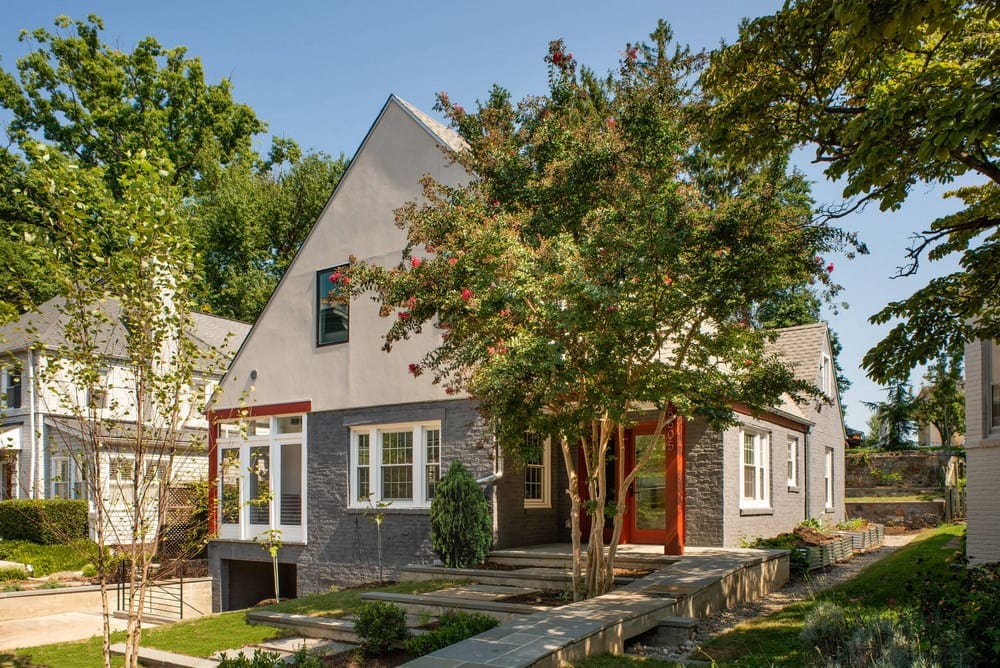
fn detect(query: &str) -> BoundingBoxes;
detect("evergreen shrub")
[0,499,88,543]
[429,460,492,568]
[354,600,409,655]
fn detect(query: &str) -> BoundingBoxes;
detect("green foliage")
[835,518,868,531]
[290,645,322,668]
[800,602,849,660]
[864,381,918,451]
[217,649,282,668]
[0,566,27,581]
[404,611,500,656]
[353,600,409,655]
[81,563,97,578]
[0,539,81,571]
[429,461,492,568]
[914,352,965,452]
[744,534,810,575]
[912,555,1000,666]
[798,517,825,532]
[192,149,347,321]
[703,0,1000,381]
[0,500,88,544]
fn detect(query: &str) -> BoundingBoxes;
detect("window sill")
[346,506,431,514]
[824,506,835,513]
[523,503,552,510]
[739,507,774,517]
[787,485,800,493]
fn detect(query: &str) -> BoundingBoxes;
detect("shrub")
[290,646,322,668]
[216,649,282,668]
[835,517,868,531]
[81,563,97,577]
[0,499,88,544]
[0,538,101,576]
[354,600,409,655]
[0,567,27,582]
[429,460,492,568]
[743,534,809,575]
[801,602,849,661]
[405,611,500,656]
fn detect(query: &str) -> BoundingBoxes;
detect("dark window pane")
[318,268,349,345]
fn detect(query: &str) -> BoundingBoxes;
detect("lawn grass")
[575,524,964,668]
[0,539,100,576]
[17,579,467,666]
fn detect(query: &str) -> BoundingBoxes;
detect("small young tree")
[865,381,918,451]
[351,23,837,597]
[429,461,492,568]
[18,144,216,668]
[915,352,965,453]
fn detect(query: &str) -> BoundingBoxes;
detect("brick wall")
[495,441,563,548]
[297,398,493,593]
[684,419,724,547]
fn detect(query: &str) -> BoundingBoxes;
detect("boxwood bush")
[0,499,88,544]
[405,611,500,655]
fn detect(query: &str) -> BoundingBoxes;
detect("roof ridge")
[390,94,469,153]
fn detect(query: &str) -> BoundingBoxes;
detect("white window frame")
[51,456,81,499]
[987,341,1000,436]
[523,434,551,509]
[824,447,835,510]
[1,367,21,410]
[740,429,770,509]
[216,414,307,543]
[349,421,441,509]
[787,436,799,488]
[821,353,833,396]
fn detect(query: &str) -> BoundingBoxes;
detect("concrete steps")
[360,587,550,624]
[487,547,677,571]
[399,564,635,589]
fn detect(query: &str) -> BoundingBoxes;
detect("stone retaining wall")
[844,500,944,529]
[846,452,956,489]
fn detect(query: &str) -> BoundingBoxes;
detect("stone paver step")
[246,610,359,642]
[360,591,548,624]
[399,564,633,589]
[429,584,541,601]
[109,643,216,668]
[487,547,677,570]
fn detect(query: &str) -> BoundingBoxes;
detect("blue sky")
[1,1,968,428]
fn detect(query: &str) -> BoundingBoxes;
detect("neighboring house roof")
[45,415,204,449]
[0,296,250,369]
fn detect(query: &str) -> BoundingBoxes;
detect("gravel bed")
[629,532,921,662]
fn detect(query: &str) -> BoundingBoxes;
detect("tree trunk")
[559,437,583,600]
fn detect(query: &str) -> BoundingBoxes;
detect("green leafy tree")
[865,381,918,451]
[15,143,218,668]
[351,23,837,597]
[702,0,999,382]
[915,352,965,452]
[192,143,347,321]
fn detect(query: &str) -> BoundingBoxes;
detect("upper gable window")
[317,266,349,346]
[1,368,21,410]
[821,353,833,396]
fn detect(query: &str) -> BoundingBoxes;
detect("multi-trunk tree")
[351,23,840,598]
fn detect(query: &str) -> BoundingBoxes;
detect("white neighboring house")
[965,338,1000,563]
[0,296,250,545]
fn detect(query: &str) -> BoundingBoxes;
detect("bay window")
[350,422,441,508]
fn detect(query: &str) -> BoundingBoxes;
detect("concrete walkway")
[0,611,130,651]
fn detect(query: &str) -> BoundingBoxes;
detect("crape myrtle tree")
[350,23,838,598]
[15,144,219,668]
[701,0,1000,383]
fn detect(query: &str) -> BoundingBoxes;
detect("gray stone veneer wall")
[494,442,562,548]
[683,419,725,547]
[297,398,493,594]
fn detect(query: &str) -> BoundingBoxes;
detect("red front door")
[578,419,685,554]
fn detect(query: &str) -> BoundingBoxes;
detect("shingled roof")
[767,322,828,387]
[0,296,250,365]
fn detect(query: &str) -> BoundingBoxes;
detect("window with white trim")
[988,341,1000,434]
[1,367,21,410]
[350,422,441,508]
[787,436,799,488]
[523,433,551,508]
[824,447,834,509]
[740,429,770,509]
[821,353,833,396]
[51,456,83,499]
[216,414,306,542]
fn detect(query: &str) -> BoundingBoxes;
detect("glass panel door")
[632,434,667,534]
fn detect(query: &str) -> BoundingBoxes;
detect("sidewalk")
[0,611,130,651]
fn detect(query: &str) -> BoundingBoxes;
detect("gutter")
[803,428,811,520]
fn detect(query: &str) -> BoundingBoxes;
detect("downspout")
[803,427,811,520]
[27,348,38,499]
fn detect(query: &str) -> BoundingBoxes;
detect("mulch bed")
[473,561,522,571]
[792,525,838,547]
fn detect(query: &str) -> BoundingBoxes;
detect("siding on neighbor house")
[964,339,1000,563]
[296,398,493,593]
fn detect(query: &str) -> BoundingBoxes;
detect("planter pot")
[834,523,885,553]
[795,536,855,571]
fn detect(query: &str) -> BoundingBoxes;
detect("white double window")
[740,429,770,509]
[217,414,306,542]
[349,422,441,509]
